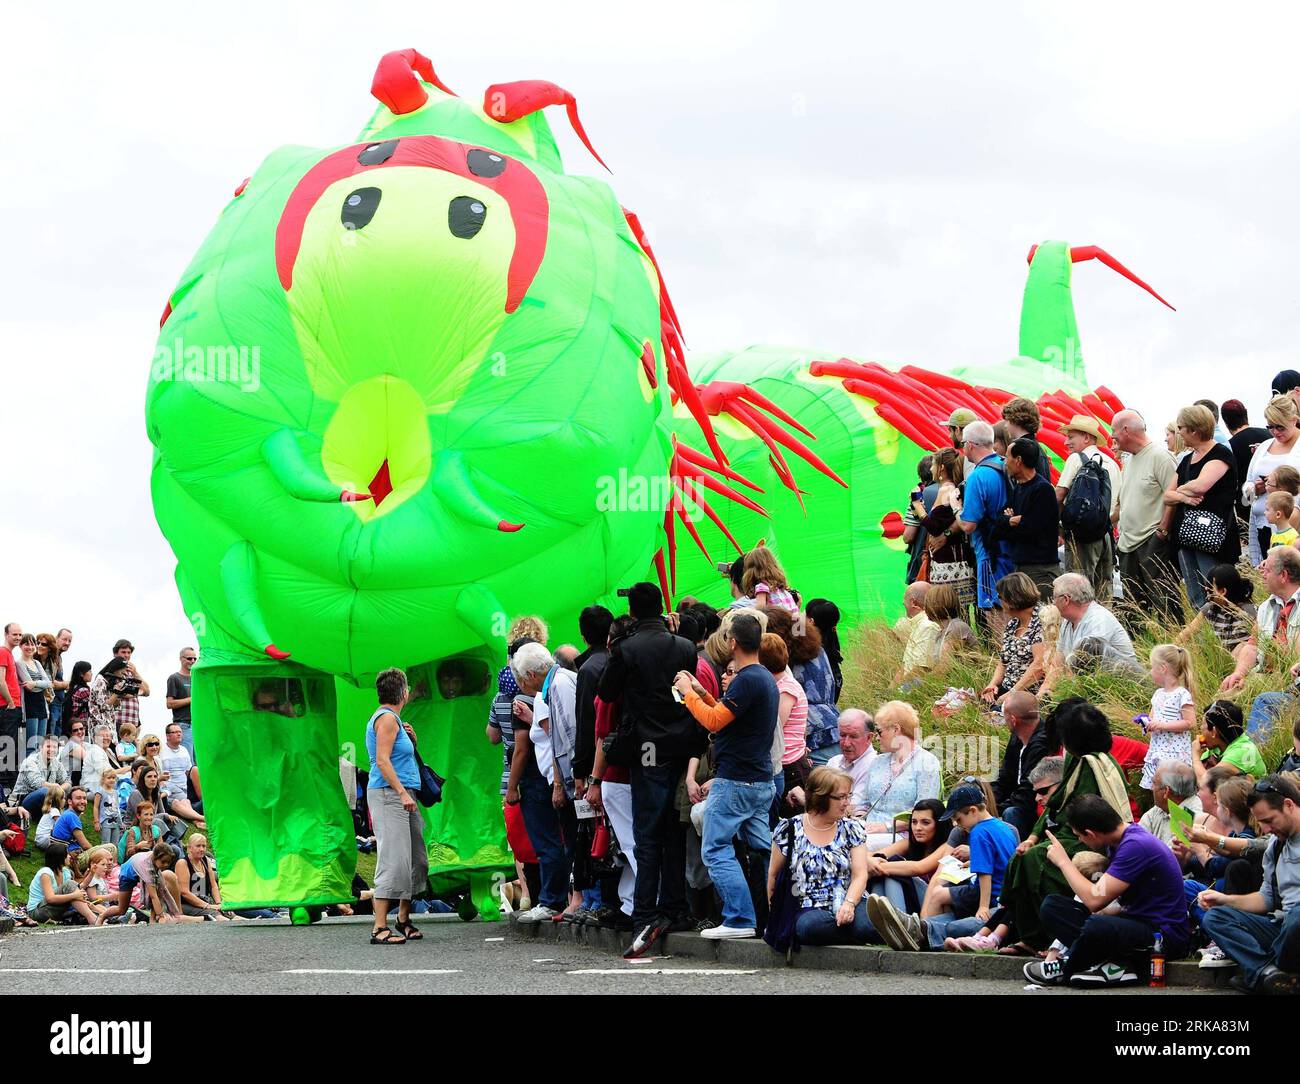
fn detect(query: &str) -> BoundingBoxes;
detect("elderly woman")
[987,700,1132,954]
[979,572,1045,704]
[365,667,428,944]
[767,766,874,946]
[858,701,942,851]
[1164,404,1241,608]
[1241,394,1300,565]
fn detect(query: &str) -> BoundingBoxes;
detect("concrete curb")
[0,918,12,938]
[509,916,1233,989]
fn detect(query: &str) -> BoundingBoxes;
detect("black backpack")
[1060,452,1112,543]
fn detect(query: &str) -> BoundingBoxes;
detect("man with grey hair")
[1111,409,1177,618]
[1043,573,1140,695]
[1140,760,1202,847]
[508,643,579,923]
[1028,755,1065,799]
[826,708,875,812]
[956,420,1014,615]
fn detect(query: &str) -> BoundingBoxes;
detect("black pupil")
[358,140,398,165]
[467,149,506,177]
[341,187,381,230]
[448,196,487,239]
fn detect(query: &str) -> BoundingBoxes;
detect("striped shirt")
[776,669,809,766]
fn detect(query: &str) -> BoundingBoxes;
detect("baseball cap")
[944,408,978,429]
[1272,370,1300,397]
[941,783,985,818]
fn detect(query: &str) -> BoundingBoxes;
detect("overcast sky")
[3,1,1297,731]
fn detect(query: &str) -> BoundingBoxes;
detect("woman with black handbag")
[1165,404,1240,609]
[765,766,874,948]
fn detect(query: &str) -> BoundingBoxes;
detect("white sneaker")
[515,904,559,924]
[1199,943,1237,969]
[699,924,756,940]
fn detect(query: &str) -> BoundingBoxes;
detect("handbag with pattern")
[1176,508,1228,555]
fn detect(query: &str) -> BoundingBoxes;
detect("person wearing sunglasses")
[1199,774,1300,994]
[166,648,197,759]
[1241,395,1300,566]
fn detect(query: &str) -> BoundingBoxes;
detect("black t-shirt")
[1176,443,1241,560]
[167,672,192,724]
[716,664,779,783]
[1229,427,1269,510]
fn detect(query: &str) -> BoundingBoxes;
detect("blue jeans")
[518,774,577,910]
[20,788,48,822]
[1178,547,1219,610]
[25,714,49,753]
[926,913,986,949]
[1202,905,1300,989]
[1247,691,1292,739]
[701,777,774,928]
[177,721,195,761]
[629,760,688,928]
[869,869,927,915]
[795,900,879,946]
[48,699,62,735]
[808,744,838,768]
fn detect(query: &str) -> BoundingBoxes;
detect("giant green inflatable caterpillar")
[147,49,1172,914]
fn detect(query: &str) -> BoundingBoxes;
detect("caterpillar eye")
[341,187,382,230]
[358,140,399,166]
[448,196,486,239]
[467,149,506,178]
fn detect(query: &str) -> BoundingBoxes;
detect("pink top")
[755,582,798,614]
[775,669,808,765]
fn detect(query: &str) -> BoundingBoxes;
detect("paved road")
[0,916,1181,996]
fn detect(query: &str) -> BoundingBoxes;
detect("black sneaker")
[1023,958,1064,986]
[1068,962,1140,988]
[623,919,669,959]
[666,914,696,933]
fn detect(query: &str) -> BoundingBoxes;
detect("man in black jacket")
[571,604,614,789]
[994,436,1061,603]
[992,691,1049,840]
[597,583,703,958]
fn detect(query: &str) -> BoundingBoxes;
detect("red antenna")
[371,49,456,115]
[482,80,610,172]
[1027,243,1175,311]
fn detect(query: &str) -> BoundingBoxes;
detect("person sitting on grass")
[925,585,976,665]
[1194,700,1268,782]
[1177,564,1257,681]
[766,767,873,946]
[78,846,117,909]
[892,582,939,684]
[49,785,93,857]
[1024,794,1191,988]
[27,842,99,925]
[867,783,1019,952]
[117,800,166,864]
[1198,774,1300,994]
[1139,760,1202,847]
[1279,718,1300,775]
[33,784,66,850]
[863,797,951,919]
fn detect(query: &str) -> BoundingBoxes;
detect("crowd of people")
[6,377,1300,995]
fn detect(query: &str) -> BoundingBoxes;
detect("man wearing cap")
[598,582,703,958]
[1054,415,1120,602]
[943,408,978,451]
[1111,409,1177,618]
[1272,370,1300,411]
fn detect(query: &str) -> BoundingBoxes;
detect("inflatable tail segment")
[1019,241,1176,386]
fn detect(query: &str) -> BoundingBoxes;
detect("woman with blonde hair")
[507,615,549,647]
[1164,404,1241,608]
[1165,421,1187,463]
[1242,394,1300,564]
[857,701,941,851]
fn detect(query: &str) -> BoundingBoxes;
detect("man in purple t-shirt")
[1024,794,1191,988]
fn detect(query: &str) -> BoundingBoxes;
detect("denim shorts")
[948,880,982,917]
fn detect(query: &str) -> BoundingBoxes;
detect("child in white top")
[742,545,799,613]
[93,769,125,848]
[1141,643,1196,790]
[33,784,67,849]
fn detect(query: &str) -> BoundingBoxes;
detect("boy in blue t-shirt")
[866,783,1018,952]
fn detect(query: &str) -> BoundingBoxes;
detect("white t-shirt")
[159,743,193,801]
[1059,602,1140,670]
[1057,446,1120,516]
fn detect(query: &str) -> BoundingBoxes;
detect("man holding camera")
[598,583,702,959]
[109,639,149,737]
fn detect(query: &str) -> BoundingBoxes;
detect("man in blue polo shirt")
[51,785,93,856]
[957,420,1015,619]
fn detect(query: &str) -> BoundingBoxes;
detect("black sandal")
[371,926,406,945]
[396,920,423,941]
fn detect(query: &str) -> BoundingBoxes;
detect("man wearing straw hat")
[1054,415,1120,602]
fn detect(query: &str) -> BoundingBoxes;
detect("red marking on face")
[880,511,905,539]
[275,135,549,314]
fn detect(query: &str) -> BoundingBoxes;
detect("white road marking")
[566,968,758,976]
[0,967,148,974]
[281,969,462,975]
[483,937,505,942]
[532,959,557,963]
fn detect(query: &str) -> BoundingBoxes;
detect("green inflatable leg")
[193,657,355,910]
[468,870,500,923]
